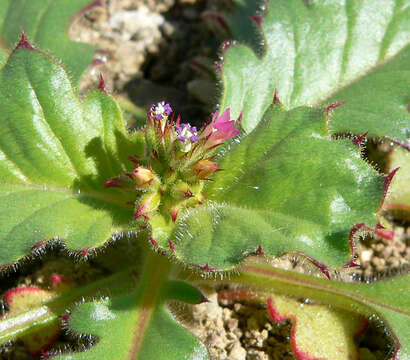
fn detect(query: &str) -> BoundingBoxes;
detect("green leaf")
[54,254,209,360]
[0,0,98,85]
[0,268,136,349]
[170,105,383,269]
[220,0,410,142]
[0,45,143,266]
[200,260,410,360]
[219,287,367,360]
[385,147,410,216]
[266,293,367,360]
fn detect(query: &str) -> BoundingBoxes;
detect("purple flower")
[175,123,199,152]
[149,101,172,121]
[201,109,240,149]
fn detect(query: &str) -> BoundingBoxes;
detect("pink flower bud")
[133,166,154,187]
[193,159,218,179]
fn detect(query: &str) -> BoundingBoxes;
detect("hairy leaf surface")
[55,254,208,360]
[202,261,410,360]
[0,45,142,266]
[170,104,384,269]
[220,0,410,142]
[0,0,98,84]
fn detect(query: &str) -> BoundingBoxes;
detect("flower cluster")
[149,101,172,121]
[105,101,240,246]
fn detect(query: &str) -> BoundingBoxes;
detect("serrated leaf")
[0,0,98,84]
[266,294,368,360]
[54,254,208,360]
[3,283,62,355]
[170,105,383,269]
[0,44,143,266]
[220,0,410,142]
[203,260,410,360]
[0,265,138,351]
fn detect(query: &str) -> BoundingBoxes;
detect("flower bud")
[193,159,218,179]
[133,166,154,187]
[134,192,161,220]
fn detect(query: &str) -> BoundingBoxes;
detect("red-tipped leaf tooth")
[221,40,234,52]
[201,263,217,272]
[168,239,175,252]
[201,11,232,37]
[236,111,243,126]
[139,225,148,230]
[326,101,345,112]
[256,245,265,256]
[353,131,368,146]
[50,274,70,288]
[175,115,181,126]
[349,222,394,259]
[374,222,395,240]
[98,73,106,92]
[15,29,34,51]
[212,63,223,72]
[380,167,400,209]
[104,177,122,188]
[128,156,140,166]
[325,101,345,134]
[79,247,91,257]
[293,252,330,279]
[249,15,263,26]
[31,240,46,250]
[273,88,281,104]
[343,259,360,268]
[150,237,158,247]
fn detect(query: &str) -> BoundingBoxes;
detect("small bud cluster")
[105,101,240,246]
